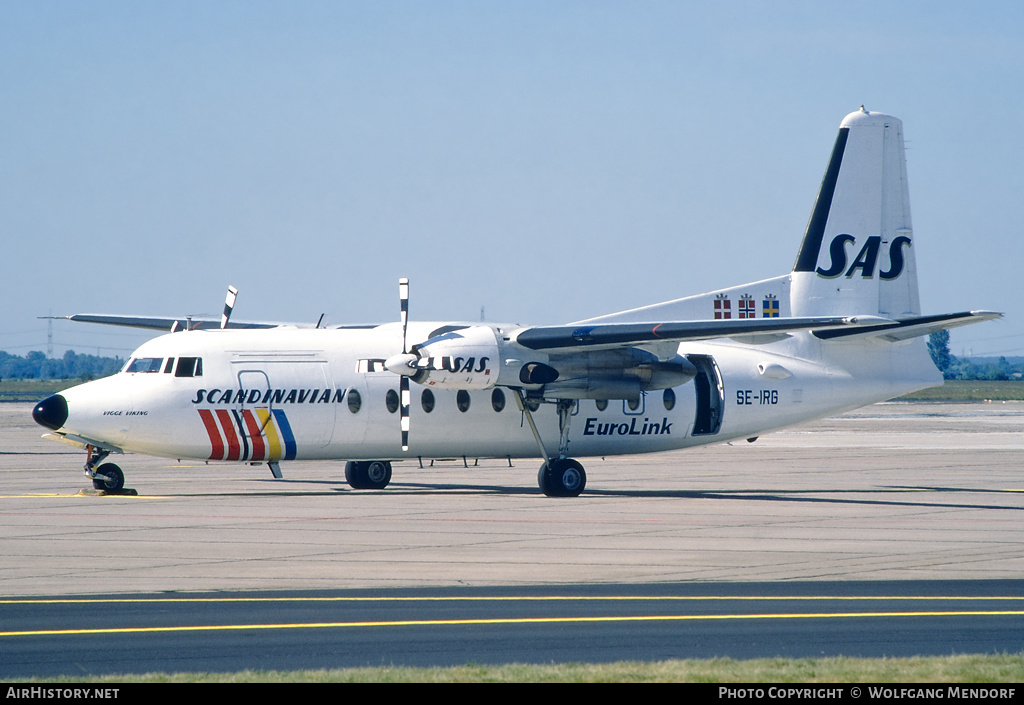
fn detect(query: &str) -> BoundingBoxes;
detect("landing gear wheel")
[345,461,392,490]
[364,461,392,489]
[344,461,361,487]
[538,458,586,497]
[92,463,125,493]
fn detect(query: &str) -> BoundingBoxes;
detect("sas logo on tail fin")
[816,233,912,280]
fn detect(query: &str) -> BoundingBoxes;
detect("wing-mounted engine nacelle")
[384,328,698,399]
[385,325,503,390]
[526,348,698,401]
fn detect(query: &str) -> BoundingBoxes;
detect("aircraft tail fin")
[578,108,998,344]
[791,108,919,319]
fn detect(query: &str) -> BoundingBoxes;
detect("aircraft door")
[232,360,336,458]
[232,369,273,461]
[237,368,272,426]
[687,354,724,436]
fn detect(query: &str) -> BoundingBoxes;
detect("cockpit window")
[175,357,203,377]
[163,358,175,374]
[125,357,164,373]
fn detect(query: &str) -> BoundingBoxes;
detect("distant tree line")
[928,331,1021,381]
[0,350,123,381]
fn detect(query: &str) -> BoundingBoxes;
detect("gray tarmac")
[1,401,1022,597]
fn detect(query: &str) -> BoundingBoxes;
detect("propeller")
[384,277,501,449]
[399,278,409,354]
[399,279,412,451]
[221,285,238,329]
[387,277,451,451]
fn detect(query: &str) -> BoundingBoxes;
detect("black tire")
[92,463,124,492]
[363,461,392,490]
[537,464,550,495]
[345,461,364,488]
[539,458,586,497]
[345,460,392,490]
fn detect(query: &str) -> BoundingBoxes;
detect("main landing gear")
[340,391,587,497]
[345,460,393,490]
[84,445,125,493]
[515,391,587,498]
[537,457,586,497]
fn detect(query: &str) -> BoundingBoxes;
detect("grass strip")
[7,654,1024,683]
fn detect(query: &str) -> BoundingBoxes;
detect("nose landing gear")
[84,445,126,493]
[92,463,125,492]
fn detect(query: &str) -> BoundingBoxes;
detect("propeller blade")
[399,278,410,354]
[400,375,410,452]
[221,285,238,329]
[398,277,412,451]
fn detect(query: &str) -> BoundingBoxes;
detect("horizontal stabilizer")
[812,311,1002,341]
[515,315,892,351]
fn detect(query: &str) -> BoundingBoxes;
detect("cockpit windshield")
[124,357,164,373]
[175,357,203,377]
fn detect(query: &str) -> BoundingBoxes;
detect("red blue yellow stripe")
[199,408,296,462]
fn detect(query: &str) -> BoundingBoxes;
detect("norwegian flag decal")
[738,295,755,319]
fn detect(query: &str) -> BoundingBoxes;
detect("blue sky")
[2,1,1021,359]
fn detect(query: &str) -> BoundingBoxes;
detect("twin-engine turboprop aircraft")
[33,108,999,496]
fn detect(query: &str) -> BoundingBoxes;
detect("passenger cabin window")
[348,388,362,414]
[491,389,505,412]
[125,357,163,373]
[663,388,676,411]
[356,359,388,373]
[175,357,203,377]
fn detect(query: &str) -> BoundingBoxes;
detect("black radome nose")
[33,394,68,431]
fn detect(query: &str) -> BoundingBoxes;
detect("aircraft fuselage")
[49,321,938,466]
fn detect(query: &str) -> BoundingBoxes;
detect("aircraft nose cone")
[33,394,68,431]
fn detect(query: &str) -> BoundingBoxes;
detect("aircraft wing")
[514,311,1001,351]
[47,284,296,331]
[811,311,1002,342]
[53,314,283,331]
[513,315,894,351]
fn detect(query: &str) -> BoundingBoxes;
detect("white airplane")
[33,108,999,497]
